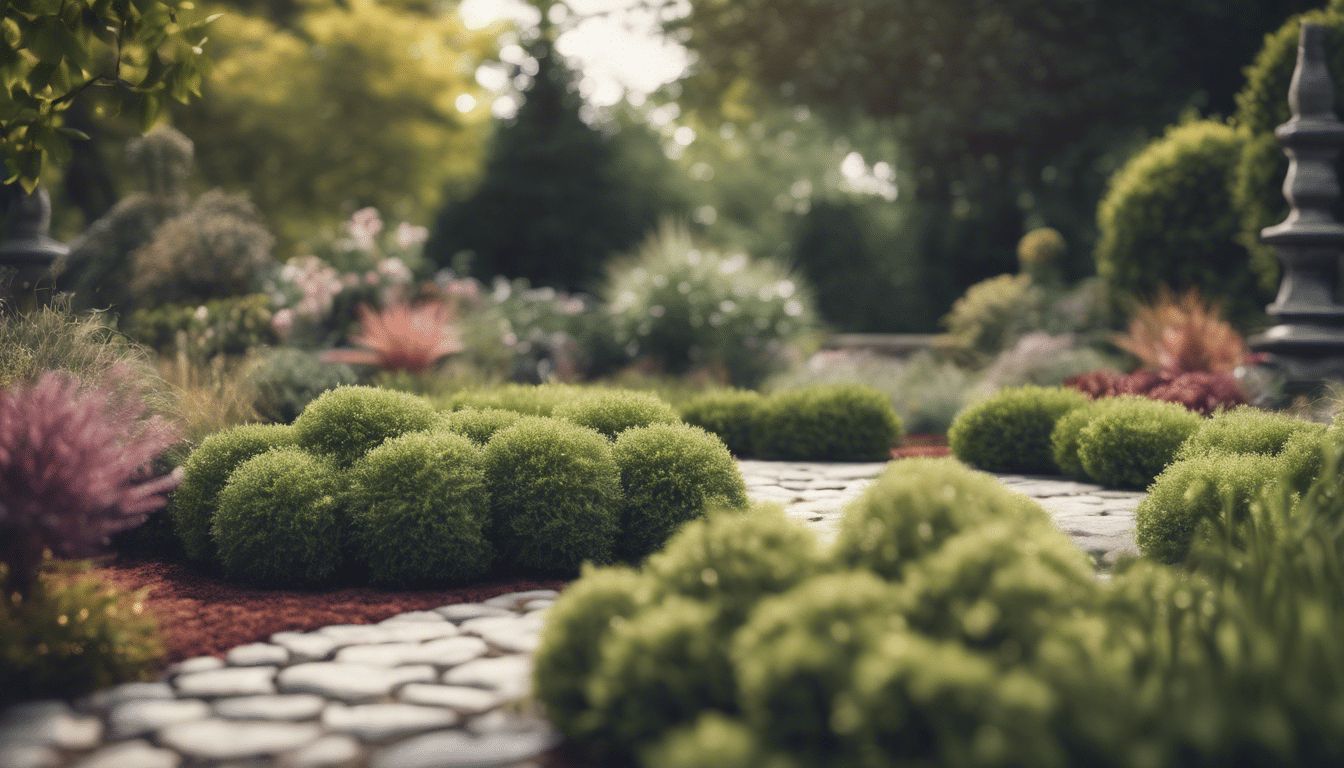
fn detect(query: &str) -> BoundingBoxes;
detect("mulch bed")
[892,433,951,459]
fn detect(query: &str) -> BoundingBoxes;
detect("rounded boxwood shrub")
[346,431,493,587]
[1277,426,1344,496]
[436,407,524,446]
[211,447,345,586]
[832,458,1051,582]
[1050,396,1142,480]
[169,423,297,564]
[293,385,438,467]
[481,417,622,577]
[245,347,359,424]
[612,422,749,563]
[1134,453,1283,564]
[752,384,903,462]
[643,713,800,768]
[677,389,763,457]
[1175,406,1323,461]
[553,389,681,440]
[949,386,1087,474]
[1075,398,1202,489]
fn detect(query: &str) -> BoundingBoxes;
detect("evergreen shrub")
[436,407,524,445]
[124,294,277,359]
[169,423,297,564]
[481,417,621,577]
[211,448,345,586]
[292,385,437,467]
[346,431,492,587]
[611,423,749,562]
[440,383,584,416]
[752,384,903,461]
[1050,396,1140,480]
[1277,426,1344,496]
[552,389,681,440]
[948,386,1088,474]
[1134,453,1282,563]
[245,348,359,424]
[678,389,763,457]
[1175,406,1323,460]
[643,713,800,768]
[1075,398,1202,489]
[940,273,1044,358]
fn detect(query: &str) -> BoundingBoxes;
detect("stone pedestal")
[0,185,66,313]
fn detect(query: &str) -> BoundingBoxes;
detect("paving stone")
[459,615,545,654]
[271,632,339,662]
[279,734,363,768]
[480,590,559,609]
[520,598,554,611]
[442,656,533,698]
[277,663,437,703]
[226,642,290,667]
[0,702,102,749]
[157,719,323,762]
[68,738,181,768]
[379,611,448,624]
[397,685,506,714]
[107,698,212,738]
[321,702,460,741]
[0,744,59,768]
[316,623,459,647]
[165,656,226,677]
[433,604,514,622]
[213,695,327,722]
[370,729,558,768]
[173,666,278,698]
[465,710,558,743]
[75,680,174,715]
[334,636,489,668]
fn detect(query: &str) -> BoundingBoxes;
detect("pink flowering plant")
[0,371,183,600]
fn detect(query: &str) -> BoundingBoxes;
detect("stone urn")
[0,184,67,312]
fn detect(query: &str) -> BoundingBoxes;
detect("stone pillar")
[0,184,67,313]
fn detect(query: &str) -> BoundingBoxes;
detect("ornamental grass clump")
[552,389,681,440]
[169,423,297,564]
[211,447,345,586]
[1134,453,1283,564]
[1176,406,1323,460]
[436,407,524,445]
[293,385,437,467]
[678,389,763,457]
[949,386,1087,474]
[346,431,492,587]
[481,417,621,577]
[1074,397,1202,489]
[752,384,903,461]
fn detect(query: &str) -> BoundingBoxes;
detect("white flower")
[395,222,428,249]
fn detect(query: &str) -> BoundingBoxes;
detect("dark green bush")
[346,431,493,587]
[211,447,345,586]
[1134,453,1282,564]
[1175,406,1323,461]
[552,389,681,440]
[436,407,524,445]
[292,385,437,467]
[169,423,297,564]
[481,417,621,577]
[1075,398,1202,489]
[612,423,749,562]
[832,458,1050,582]
[752,384,903,461]
[245,348,359,424]
[123,294,278,359]
[949,386,1088,474]
[1050,396,1142,480]
[1094,119,1265,322]
[643,713,800,768]
[678,389,764,457]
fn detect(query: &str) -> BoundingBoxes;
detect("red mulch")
[891,433,951,459]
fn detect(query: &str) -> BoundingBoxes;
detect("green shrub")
[1050,396,1141,480]
[1075,398,1202,489]
[292,385,437,467]
[169,423,297,564]
[481,417,621,577]
[1095,119,1265,322]
[245,348,359,424]
[939,273,1045,358]
[533,565,656,744]
[832,458,1050,582]
[1277,426,1344,496]
[123,294,277,360]
[0,570,163,706]
[1176,406,1324,460]
[552,389,681,440]
[1134,453,1283,564]
[211,448,345,586]
[752,384,903,461]
[346,431,492,587]
[439,382,585,416]
[948,386,1088,474]
[436,407,524,445]
[643,713,800,768]
[678,389,763,457]
[612,423,749,562]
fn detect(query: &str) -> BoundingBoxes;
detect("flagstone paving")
[0,461,1142,768]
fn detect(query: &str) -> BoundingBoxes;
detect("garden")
[8,0,1344,766]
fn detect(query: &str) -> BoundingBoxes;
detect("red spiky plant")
[321,301,464,374]
[0,370,182,600]
[1111,287,1254,374]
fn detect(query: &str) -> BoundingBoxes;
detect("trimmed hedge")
[949,386,1088,474]
[753,384,903,461]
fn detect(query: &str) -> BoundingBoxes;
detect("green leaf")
[25,62,58,92]
[34,125,71,166]
[24,21,66,63]
[55,24,93,72]
[136,53,172,89]
[55,126,91,140]
[137,91,161,132]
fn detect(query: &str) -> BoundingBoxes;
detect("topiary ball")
[832,458,1050,582]
[552,389,681,440]
[211,447,345,586]
[1276,426,1344,497]
[1050,396,1143,480]
[611,422,749,563]
[481,417,622,577]
[642,713,801,768]
[751,384,903,461]
[949,386,1087,474]
[292,385,438,467]
[1175,406,1324,461]
[1075,397,1203,489]
[436,407,524,446]
[169,423,297,564]
[1134,453,1283,564]
[245,347,359,424]
[678,389,763,457]
[346,431,493,587]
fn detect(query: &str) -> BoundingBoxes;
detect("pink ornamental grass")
[321,301,464,374]
[0,371,182,599]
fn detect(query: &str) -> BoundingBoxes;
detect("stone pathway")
[0,462,1143,768]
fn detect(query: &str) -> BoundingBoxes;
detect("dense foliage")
[948,386,1087,474]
